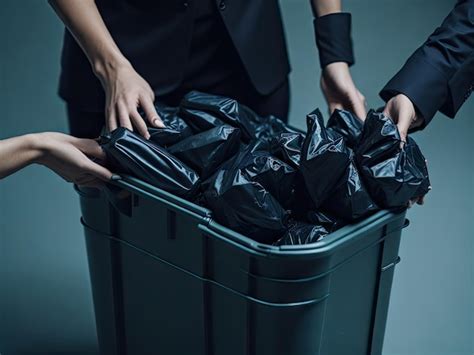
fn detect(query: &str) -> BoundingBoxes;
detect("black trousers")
[66,74,290,139]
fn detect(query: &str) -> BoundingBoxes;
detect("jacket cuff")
[379,51,450,129]
[314,13,354,69]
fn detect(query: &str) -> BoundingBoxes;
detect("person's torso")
[59,0,290,111]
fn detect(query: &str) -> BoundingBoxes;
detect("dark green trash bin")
[77,175,407,355]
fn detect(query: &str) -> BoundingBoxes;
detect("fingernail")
[110,174,121,181]
[154,118,165,128]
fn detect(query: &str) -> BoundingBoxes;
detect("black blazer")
[380,0,474,128]
[58,0,290,111]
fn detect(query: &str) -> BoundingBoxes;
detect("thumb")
[396,111,412,143]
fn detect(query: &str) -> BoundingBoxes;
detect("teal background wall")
[0,1,472,354]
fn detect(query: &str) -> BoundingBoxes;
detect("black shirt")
[58,0,290,111]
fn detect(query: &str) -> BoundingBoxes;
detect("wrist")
[23,133,47,165]
[314,13,354,69]
[92,53,131,82]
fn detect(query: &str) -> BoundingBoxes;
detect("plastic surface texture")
[145,103,193,147]
[356,111,431,209]
[202,145,292,243]
[101,128,200,199]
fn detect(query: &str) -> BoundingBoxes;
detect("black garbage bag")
[274,221,328,246]
[237,143,298,209]
[270,132,306,168]
[321,159,379,221]
[202,146,291,243]
[145,104,193,147]
[300,109,351,208]
[355,111,431,209]
[178,107,225,133]
[326,109,363,149]
[181,91,256,141]
[307,210,347,232]
[101,128,200,199]
[167,125,241,179]
[254,115,302,142]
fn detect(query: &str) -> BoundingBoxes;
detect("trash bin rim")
[106,174,405,258]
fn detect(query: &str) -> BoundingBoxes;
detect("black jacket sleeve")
[380,0,474,129]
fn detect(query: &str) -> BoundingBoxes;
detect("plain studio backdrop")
[0,1,472,354]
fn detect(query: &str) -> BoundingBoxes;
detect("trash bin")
[77,175,407,355]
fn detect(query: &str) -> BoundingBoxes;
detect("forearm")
[310,0,341,17]
[0,134,43,179]
[48,0,130,80]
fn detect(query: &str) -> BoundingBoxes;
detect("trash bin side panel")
[115,193,207,277]
[77,186,113,235]
[370,229,403,355]
[119,241,207,355]
[252,300,328,355]
[209,285,248,355]
[83,225,123,355]
[319,241,383,355]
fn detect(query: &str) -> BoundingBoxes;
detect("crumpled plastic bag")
[355,111,431,209]
[326,109,363,148]
[179,107,225,133]
[101,127,200,199]
[145,104,193,147]
[181,91,256,141]
[253,115,301,142]
[307,210,347,232]
[167,125,241,179]
[300,109,351,208]
[274,221,328,246]
[202,145,291,243]
[300,108,378,221]
[321,159,379,221]
[269,132,306,168]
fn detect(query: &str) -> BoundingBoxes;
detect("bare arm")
[0,133,112,187]
[49,0,164,137]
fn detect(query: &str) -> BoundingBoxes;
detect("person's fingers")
[73,138,107,161]
[106,105,118,132]
[396,112,411,143]
[351,96,367,121]
[328,102,343,115]
[117,102,134,131]
[84,160,114,182]
[77,176,104,188]
[130,110,151,139]
[140,95,164,128]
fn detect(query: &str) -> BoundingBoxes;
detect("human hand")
[382,94,424,143]
[383,94,428,206]
[320,62,367,120]
[34,132,114,187]
[95,60,164,138]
